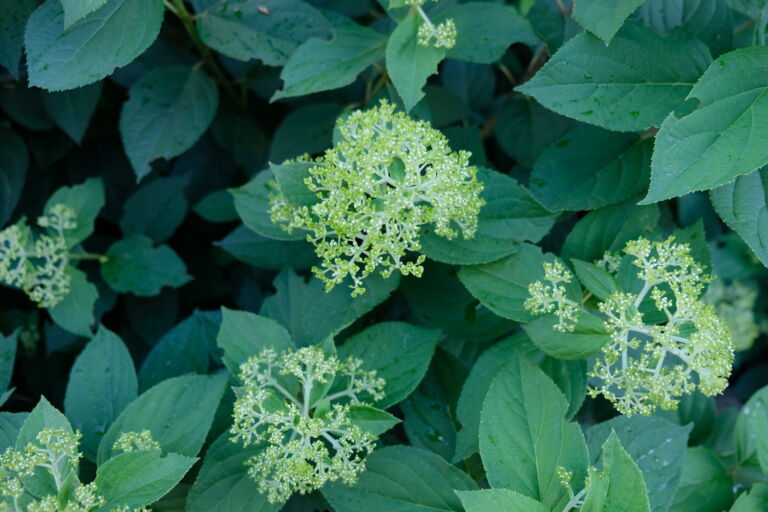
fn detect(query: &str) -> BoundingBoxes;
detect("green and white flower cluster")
[0,205,76,308]
[0,428,155,512]
[269,100,484,296]
[405,0,457,48]
[230,346,386,503]
[525,237,735,416]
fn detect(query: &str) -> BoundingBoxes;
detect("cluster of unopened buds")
[230,346,386,503]
[0,428,155,512]
[404,0,457,48]
[0,204,76,308]
[524,237,735,416]
[269,100,484,296]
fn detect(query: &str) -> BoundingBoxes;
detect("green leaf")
[215,225,317,270]
[540,357,587,420]
[102,235,191,297]
[587,416,691,512]
[670,446,733,512]
[710,168,768,267]
[193,189,238,223]
[48,267,98,337]
[596,432,651,512]
[0,329,17,392]
[0,412,26,451]
[260,269,399,346]
[231,169,306,241]
[386,14,445,112]
[420,168,556,265]
[637,0,733,57]
[523,311,610,360]
[270,161,318,207]
[348,405,400,436]
[61,0,107,28]
[454,335,527,462]
[458,243,581,322]
[97,372,227,464]
[64,326,137,461]
[339,322,439,409]
[435,2,538,64]
[728,0,768,18]
[120,66,219,181]
[728,483,768,512]
[139,310,220,391]
[735,384,768,465]
[0,0,36,78]
[186,432,278,512]
[322,445,478,512]
[94,450,197,512]
[518,23,710,132]
[25,0,164,91]
[456,489,550,512]
[479,356,588,508]
[571,259,619,300]
[644,47,768,203]
[0,127,27,227]
[573,0,646,44]
[41,82,102,143]
[561,201,659,264]
[530,127,651,212]
[44,177,105,248]
[217,308,295,375]
[272,23,386,100]
[196,0,331,66]
[120,176,189,243]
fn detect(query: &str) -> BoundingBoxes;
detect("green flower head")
[0,204,77,308]
[525,237,735,416]
[230,346,385,503]
[269,100,484,296]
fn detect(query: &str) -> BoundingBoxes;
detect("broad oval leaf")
[25,0,164,91]
[272,23,386,100]
[479,356,588,508]
[339,322,440,409]
[64,326,137,461]
[97,373,227,464]
[321,445,478,512]
[644,47,768,203]
[518,23,711,132]
[217,307,295,376]
[456,489,549,512]
[119,66,219,180]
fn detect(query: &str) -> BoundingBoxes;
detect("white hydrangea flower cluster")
[0,204,76,308]
[524,260,580,332]
[230,346,385,503]
[525,237,735,416]
[269,100,484,296]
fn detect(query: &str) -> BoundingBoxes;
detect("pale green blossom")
[231,346,386,503]
[0,204,77,308]
[525,237,735,416]
[404,0,457,48]
[269,100,484,296]
[524,260,580,332]
[703,278,759,351]
[113,430,160,453]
